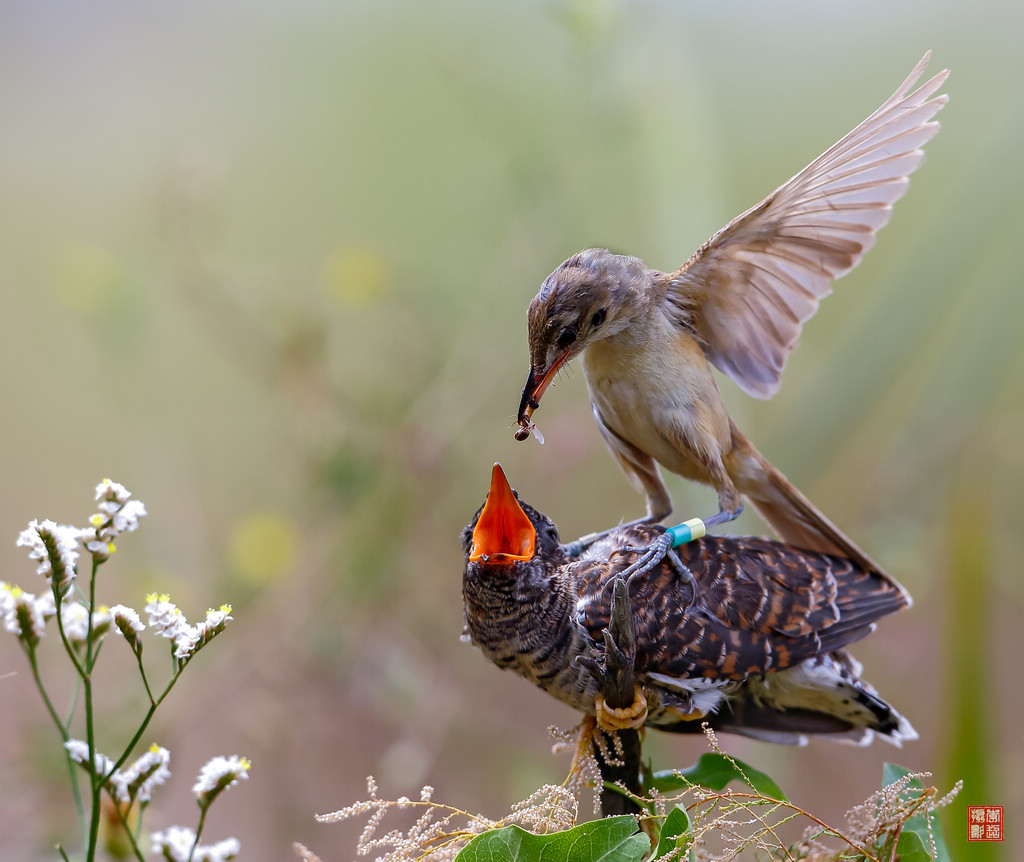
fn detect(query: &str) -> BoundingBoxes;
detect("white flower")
[145,593,189,639]
[152,827,240,862]
[173,624,201,659]
[194,837,241,862]
[203,605,233,630]
[95,478,132,506]
[65,739,116,777]
[16,519,82,593]
[84,479,147,559]
[192,755,251,806]
[0,582,14,617]
[112,498,147,533]
[175,605,233,659]
[61,602,90,645]
[60,602,113,646]
[151,825,195,862]
[110,604,145,645]
[2,584,55,644]
[117,743,171,803]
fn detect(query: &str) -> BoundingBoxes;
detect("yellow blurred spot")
[321,245,388,308]
[227,513,300,585]
[52,242,125,310]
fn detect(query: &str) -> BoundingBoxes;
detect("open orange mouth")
[469,464,536,563]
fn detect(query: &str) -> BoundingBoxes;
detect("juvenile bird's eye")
[556,326,577,349]
[590,308,607,328]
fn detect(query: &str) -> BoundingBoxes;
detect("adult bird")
[516,54,948,581]
[462,463,915,745]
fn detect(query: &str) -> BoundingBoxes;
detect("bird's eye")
[556,326,577,349]
[590,308,607,328]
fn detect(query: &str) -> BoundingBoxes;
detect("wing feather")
[667,53,948,398]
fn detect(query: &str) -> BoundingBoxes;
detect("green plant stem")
[111,799,149,862]
[82,558,102,862]
[83,669,102,861]
[24,642,86,837]
[189,802,212,862]
[24,641,70,739]
[135,646,155,703]
[109,667,184,775]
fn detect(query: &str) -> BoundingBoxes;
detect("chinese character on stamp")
[967,806,1003,842]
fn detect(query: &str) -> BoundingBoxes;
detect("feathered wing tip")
[655,647,921,741]
[675,651,916,747]
[666,53,949,402]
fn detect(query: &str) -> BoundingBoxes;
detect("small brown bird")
[516,54,948,577]
[462,464,915,744]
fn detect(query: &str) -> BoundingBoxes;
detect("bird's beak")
[469,464,536,564]
[516,353,569,430]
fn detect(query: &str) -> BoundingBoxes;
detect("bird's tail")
[728,422,905,595]
[694,651,918,747]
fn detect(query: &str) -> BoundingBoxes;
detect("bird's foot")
[594,686,648,732]
[611,533,696,592]
[660,503,744,548]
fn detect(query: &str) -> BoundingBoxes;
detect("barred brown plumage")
[462,464,916,746]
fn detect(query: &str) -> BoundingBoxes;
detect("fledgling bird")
[461,463,916,746]
[516,54,949,579]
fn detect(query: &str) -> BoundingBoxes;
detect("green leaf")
[893,829,932,862]
[650,753,787,801]
[454,816,649,862]
[654,805,693,860]
[881,763,951,862]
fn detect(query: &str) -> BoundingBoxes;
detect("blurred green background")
[1,1,1020,859]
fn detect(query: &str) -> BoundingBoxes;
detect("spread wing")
[666,53,948,399]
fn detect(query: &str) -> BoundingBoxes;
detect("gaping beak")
[469,464,536,564]
[515,352,569,434]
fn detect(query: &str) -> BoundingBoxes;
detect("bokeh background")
[1,1,1020,859]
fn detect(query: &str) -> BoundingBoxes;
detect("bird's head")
[516,249,649,436]
[461,463,561,571]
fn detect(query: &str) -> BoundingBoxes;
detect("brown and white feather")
[666,52,948,398]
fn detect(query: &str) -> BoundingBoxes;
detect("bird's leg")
[559,514,661,559]
[608,503,743,596]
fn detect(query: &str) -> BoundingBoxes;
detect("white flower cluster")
[109,603,146,646]
[192,754,251,806]
[65,739,117,778]
[151,826,240,862]
[65,740,172,807]
[60,601,113,646]
[11,480,147,601]
[149,754,249,860]
[145,594,234,660]
[83,479,147,560]
[16,519,84,595]
[0,582,56,644]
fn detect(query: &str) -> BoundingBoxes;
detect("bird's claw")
[703,502,744,530]
[613,533,694,584]
[594,687,648,732]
